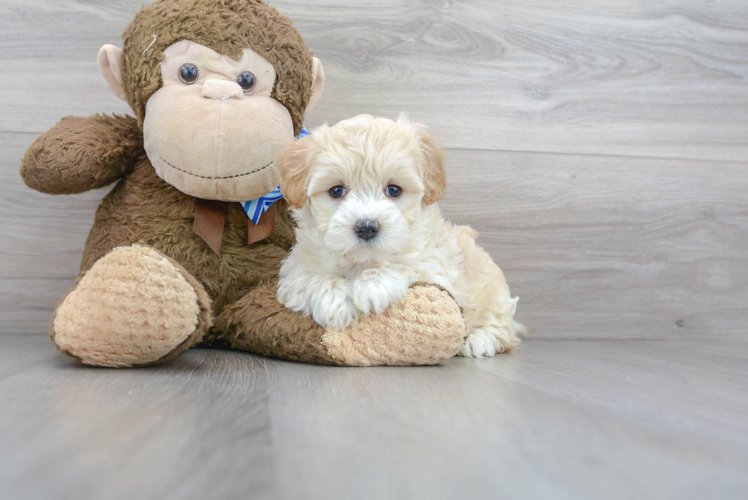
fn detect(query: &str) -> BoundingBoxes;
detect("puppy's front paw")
[351,268,410,316]
[459,326,521,357]
[310,281,359,330]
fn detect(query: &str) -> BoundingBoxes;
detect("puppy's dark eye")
[386,185,402,198]
[237,71,256,91]
[179,63,199,84]
[329,186,347,198]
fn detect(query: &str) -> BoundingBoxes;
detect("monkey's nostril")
[354,220,380,241]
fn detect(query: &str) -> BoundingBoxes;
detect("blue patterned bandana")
[240,125,308,224]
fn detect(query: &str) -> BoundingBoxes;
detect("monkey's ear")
[305,57,325,113]
[417,127,447,205]
[97,44,126,101]
[278,137,315,209]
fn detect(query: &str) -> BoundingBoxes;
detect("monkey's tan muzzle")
[143,86,293,202]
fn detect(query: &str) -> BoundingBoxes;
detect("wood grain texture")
[0,335,277,500]
[0,335,746,500]
[439,149,748,339]
[294,0,748,161]
[1,0,747,159]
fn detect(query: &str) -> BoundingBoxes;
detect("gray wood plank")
[1,0,746,160]
[439,149,748,340]
[0,333,57,380]
[0,339,277,500]
[297,0,748,161]
[473,339,748,442]
[0,278,75,333]
[264,340,748,500]
[0,336,745,500]
[4,128,746,338]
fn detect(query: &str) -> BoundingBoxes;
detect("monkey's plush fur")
[20,0,466,368]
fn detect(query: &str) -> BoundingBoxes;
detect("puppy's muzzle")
[354,219,380,241]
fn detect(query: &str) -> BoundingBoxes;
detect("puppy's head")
[277,114,447,263]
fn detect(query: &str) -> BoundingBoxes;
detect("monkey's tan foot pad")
[321,284,466,366]
[52,245,212,367]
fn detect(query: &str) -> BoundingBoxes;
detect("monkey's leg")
[52,244,212,367]
[214,282,466,366]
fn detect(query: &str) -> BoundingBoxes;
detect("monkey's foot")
[321,284,466,366]
[52,245,212,367]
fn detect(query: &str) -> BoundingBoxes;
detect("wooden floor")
[1,0,747,498]
[1,334,746,499]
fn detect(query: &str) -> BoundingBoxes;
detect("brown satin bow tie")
[193,198,276,255]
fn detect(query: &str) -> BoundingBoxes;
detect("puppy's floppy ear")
[278,137,314,209]
[417,128,447,205]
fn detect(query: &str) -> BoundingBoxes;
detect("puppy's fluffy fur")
[276,114,523,357]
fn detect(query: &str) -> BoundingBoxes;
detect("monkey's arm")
[213,281,466,366]
[21,114,143,194]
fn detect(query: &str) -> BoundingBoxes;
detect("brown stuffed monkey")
[19,0,465,368]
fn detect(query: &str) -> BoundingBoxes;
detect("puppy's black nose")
[354,220,380,241]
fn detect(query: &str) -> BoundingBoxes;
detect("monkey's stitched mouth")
[159,156,274,180]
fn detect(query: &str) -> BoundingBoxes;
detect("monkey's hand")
[21,114,143,194]
[216,282,466,366]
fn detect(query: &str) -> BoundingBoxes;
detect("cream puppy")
[276,114,523,357]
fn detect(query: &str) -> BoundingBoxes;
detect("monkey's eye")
[237,71,256,91]
[179,63,199,84]
[386,185,402,198]
[329,186,347,198]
